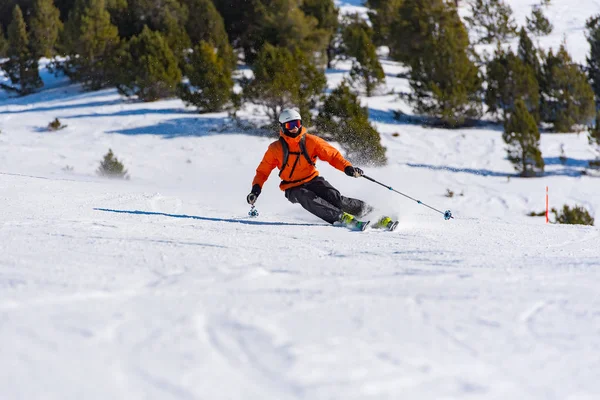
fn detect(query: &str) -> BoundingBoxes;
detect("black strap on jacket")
[278,135,315,179]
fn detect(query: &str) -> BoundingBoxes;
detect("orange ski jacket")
[252,127,352,191]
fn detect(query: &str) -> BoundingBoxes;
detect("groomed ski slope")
[1,0,600,399]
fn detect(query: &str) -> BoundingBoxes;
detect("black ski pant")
[284,176,369,224]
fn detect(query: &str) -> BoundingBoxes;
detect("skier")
[246,109,396,231]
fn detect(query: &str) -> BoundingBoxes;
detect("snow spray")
[362,175,453,220]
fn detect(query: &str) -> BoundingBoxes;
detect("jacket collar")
[279,127,306,145]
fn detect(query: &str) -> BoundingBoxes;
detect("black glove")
[246,184,261,205]
[344,166,364,178]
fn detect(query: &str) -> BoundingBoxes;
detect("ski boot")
[374,216,399,231]
[339,212,370,231]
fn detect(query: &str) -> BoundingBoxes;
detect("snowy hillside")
[1,0,600,399]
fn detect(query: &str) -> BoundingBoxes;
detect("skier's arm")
[251,143,280,190]
[312,136,352,172]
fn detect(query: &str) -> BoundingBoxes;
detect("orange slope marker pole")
[546,186,549,223]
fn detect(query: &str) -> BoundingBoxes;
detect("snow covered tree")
[342,14,385,97]
[391,0,482,127]
[29,0,63,58]
[486,46,539,122]
[243,44,326,126]
[116,26,182,102]
[62,0,120,90]
[179,41,233,112]
[464,0,517,44]
[503,99,544,177]
[540,45,595,132]
[316,81,387,166]
[0,6,43,95]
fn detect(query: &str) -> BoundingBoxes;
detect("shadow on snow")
[367,108,496,129]
[0,99,125,114]
[406,163,509,177]
[94,208,325,227]
[408,159,589,178]
[65,108,193,119]
[103,117,275,139]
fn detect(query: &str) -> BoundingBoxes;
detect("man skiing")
[246,109,396,231]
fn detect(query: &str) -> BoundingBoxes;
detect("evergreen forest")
[1,0,599,171]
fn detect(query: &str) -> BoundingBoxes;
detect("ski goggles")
[283,120,301,130]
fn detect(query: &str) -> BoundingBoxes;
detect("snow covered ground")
[1,1,600,399]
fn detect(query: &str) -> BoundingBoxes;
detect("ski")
[355,220,370,231]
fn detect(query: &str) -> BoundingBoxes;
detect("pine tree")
[553,205,594,226]
[54,0,79,20]
[588,111,600,166]
[211,0,264,62]
[464,0,517,44]
[366,0,403,51]
[179,41,233,112]
[526,3,553,36]
[486,46,539,122]
[342,14,385,97]
[1,2,29,34]
[541,45,595,132]
[517,27,541,79]
[29,0,63,58]
[389,0,440,66]
[180,0,235,70]
[62,0,120,90]
[161,7,191,66]
[295,48,327,124]
[105,0,190,64]
[392,0,482,127]
[213,0,329,65]
[585,15,600,105]
[243,44,298,125]
[116,26,182,102]
[0,6,43,95]
[503,99,544,177]
[97,148,129,179]
[316,81,387,166]
[260,0,329,66]
[0,25,8,58]
[110,0,187,40]
[243,44,326,126]
[300,0,338,68]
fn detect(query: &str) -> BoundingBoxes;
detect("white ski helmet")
[278,108,302,124]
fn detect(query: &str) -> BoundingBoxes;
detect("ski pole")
[362,175,454,220]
